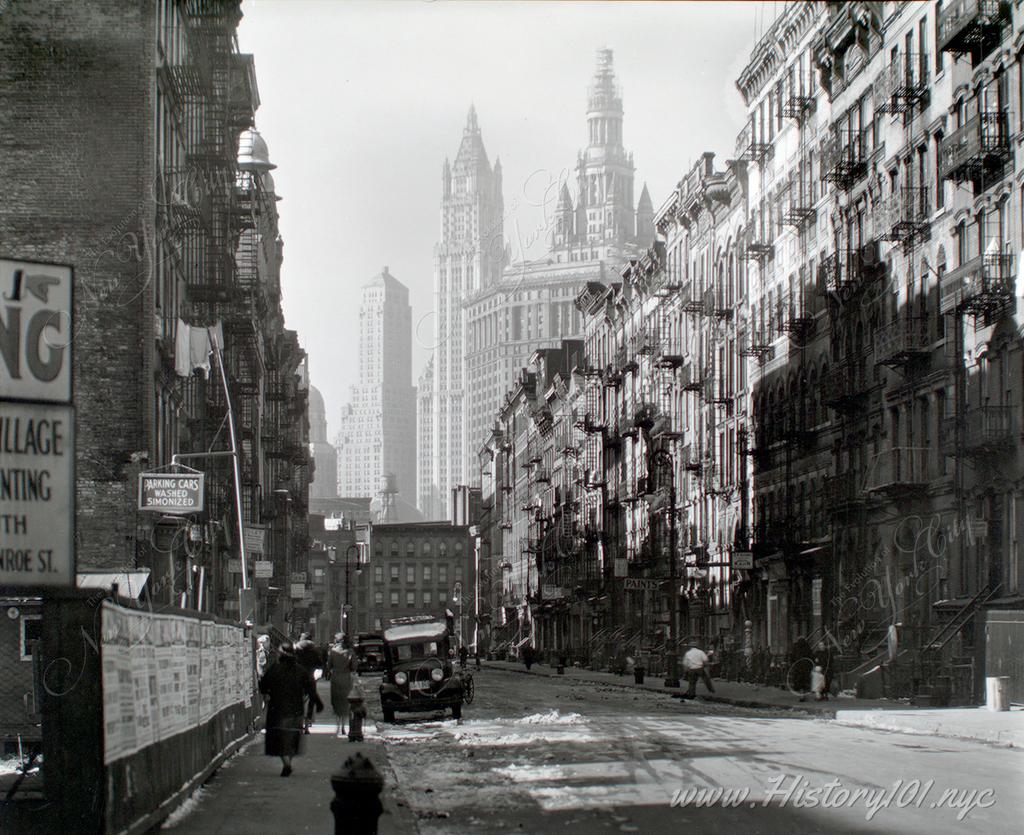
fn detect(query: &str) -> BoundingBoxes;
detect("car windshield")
[391,641,439,661]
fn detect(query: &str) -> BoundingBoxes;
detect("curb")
[479,662,833,716]
[832,715,1023,749]
[362,735,421,835]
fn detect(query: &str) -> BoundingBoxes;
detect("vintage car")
[379,619,465,722]
[354,633,385,673]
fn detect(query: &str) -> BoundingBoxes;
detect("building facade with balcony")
[474,0,1024,703]
[0,0,311,635]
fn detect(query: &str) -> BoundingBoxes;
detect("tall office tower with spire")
[417,106,505,519]
[337,267,416,505]
[461,48,655,494]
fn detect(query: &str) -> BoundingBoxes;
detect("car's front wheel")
[382,706,395,723]
[451,701,462,720]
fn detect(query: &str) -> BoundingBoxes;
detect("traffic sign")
[0,401,75,588]
[0,259,73,403]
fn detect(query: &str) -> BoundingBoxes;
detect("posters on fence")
[101,601,253,765]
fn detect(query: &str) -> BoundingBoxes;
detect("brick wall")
[0,0,155,570]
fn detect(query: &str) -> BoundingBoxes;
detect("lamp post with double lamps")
[329,544,362,638]
[648,446,681,688]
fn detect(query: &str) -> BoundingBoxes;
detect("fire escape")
[937,0,1010,66]
[822,128,867,192]
[872,54,928,116]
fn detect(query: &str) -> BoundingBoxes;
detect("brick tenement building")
[0,0,310,625]
[482,1,1024,704]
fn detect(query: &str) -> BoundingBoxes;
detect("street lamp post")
[343,544,362,638]
[452,582,464,648]
[650,447,681,688]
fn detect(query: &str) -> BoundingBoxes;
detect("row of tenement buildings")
[477,0,1024,704]
[1,0,313,740]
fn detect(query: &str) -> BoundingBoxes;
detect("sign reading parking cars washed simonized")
[138,472,205,515]
[1,259,75,590]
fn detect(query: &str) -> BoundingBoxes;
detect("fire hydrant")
[348,693,368,742]
[331,753,384,835]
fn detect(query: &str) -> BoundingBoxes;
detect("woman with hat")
[259,641,322,776]
[326,633,357,737]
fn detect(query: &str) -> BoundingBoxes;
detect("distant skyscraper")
[308,384,339,499]
[418,50,653,519]
[337,267,416,504]
[417,106,505,519]
[463,49,652,492]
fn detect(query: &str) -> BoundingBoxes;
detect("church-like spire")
[465,103,479,134]
[636,182,654,249]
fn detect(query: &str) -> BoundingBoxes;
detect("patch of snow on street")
[162,787,207,829]
[514,710,585,725]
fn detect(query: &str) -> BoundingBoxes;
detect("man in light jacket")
[682,642,716,698]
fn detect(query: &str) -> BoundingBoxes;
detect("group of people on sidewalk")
[255,632,362,777]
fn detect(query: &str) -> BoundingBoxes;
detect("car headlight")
[430,667,444,682]
[394,671,408,686]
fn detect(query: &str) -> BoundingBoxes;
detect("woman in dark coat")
[259,642,321,776]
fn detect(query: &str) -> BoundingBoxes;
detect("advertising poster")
[101,602,253,765]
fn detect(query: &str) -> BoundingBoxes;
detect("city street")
[166,667,1023,834]
[377,668,1021,834]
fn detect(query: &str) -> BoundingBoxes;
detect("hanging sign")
[624,578,662,591]
[732,551,754,570]
[243,525,267,554]
[254,561,274,579]
[138,472,204,515]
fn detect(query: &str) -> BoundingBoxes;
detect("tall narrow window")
[935,132,945,209]
[935,1,944,73]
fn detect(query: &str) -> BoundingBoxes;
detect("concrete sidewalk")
[484,661,1024,747]
[161,719,417,834]
[834,707,1024,747]
[481,659,892,715]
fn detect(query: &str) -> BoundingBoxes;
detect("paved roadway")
[374,666,1022,834]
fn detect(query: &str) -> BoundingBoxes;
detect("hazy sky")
[237,0,783,438]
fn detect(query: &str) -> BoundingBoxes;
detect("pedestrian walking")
[327,634,357,737]
[812,642,833,700]
[682,642,716,698]
[256,634,272,679]
[259,642,321,777]
[522,643,535,671]
[295,632,322,733]
[458,644,468,669]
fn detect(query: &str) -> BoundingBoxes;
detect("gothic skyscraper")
[419,50,652,519]
[417,107,505,519]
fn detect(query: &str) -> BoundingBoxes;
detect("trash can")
[634,666,645,685]
[986,676,1011,712]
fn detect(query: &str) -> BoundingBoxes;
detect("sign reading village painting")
[138,472,205,515]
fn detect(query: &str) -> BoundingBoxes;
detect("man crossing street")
[682,642,716,698]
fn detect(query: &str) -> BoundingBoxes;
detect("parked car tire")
[382,706,395,723]
[451,701,462,720]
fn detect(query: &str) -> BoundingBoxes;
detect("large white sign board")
[0,259,73,403]
[0,401,75,587]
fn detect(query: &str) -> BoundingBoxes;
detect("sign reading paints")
[138,473,205,515]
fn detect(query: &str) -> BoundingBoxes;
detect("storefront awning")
[77,570,150,600]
